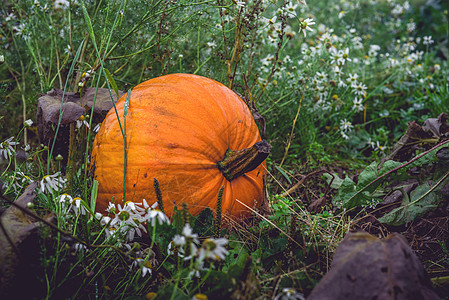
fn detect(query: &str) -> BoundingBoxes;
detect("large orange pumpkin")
[90,73,269,220]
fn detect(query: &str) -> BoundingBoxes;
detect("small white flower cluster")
[130,257,153,277]
[368,139,386,155]
[298,18,315,37]
[97,199,170,242]
[1,171,33,193]
[54,0,72,10]
[391,1,410,16]
[273,287,306,300]
[128,243,158,278]
[168,223,229,277]
[329,47,351,67]
[339,119,354,140]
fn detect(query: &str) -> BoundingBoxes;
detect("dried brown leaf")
[423,113,449,138]
[308,231,441,300]
[81,87,125,123]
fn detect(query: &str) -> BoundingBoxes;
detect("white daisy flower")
[39,172,67,194]
[130,257,153,277]
[145,209,170,227]
[198,238,229,262]
[299,18,315,37]
[0,137,19,160]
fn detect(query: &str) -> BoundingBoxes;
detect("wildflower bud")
[24,119,33,127]
[432,64,441,73]
[146,292,157,300]
[192,294,208,300]
[0,55,4,63]
[55,154,63,161]
[26,202,34,208]
[43,146,48,151]
[132,242,141,250]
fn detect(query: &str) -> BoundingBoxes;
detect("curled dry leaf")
[385,113,449,162]
[423,112,449,138]
[81,87,125,123]
[308,231,441,300]
[36,89,84,143]
[36,88,124,160]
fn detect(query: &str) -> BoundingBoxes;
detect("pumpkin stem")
[217,140,271,181]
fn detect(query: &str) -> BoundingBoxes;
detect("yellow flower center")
[118,211,130,221]
[203,239,217,251]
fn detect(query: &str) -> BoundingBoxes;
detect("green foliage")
[329,142,449,225]
[330,160,404,209]
[379,180,447,226]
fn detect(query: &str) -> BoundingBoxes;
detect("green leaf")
[123,89,131,117]
[331,176,357,208]
[275,165,292,184]
[357,162,379,192]
[379,176,448,226]
[104,68,120,99]
[333,160,407,209]
[378,160,403,174]
[81,2,96,45]
[323,173,345,189]
[90,179,98,212]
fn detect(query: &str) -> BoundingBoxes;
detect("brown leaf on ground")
[423,113,449,138]
[81,87,125,123]
[385,113,448,162]
[308,231,441,300]
[36,88,124,161]
[385,121,434,162]
[36,89,84,143]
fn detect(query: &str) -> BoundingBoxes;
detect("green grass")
[1,0,448,299]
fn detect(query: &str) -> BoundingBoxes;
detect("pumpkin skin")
[90,73,268,219]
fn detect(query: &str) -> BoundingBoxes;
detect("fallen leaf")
[385,121,434,162]
[36,89,84,143]
[308,231,441,300]
[36,87,124,161]
[385,113,449,162]
[81,87,125,123]
[423,113,449,138]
